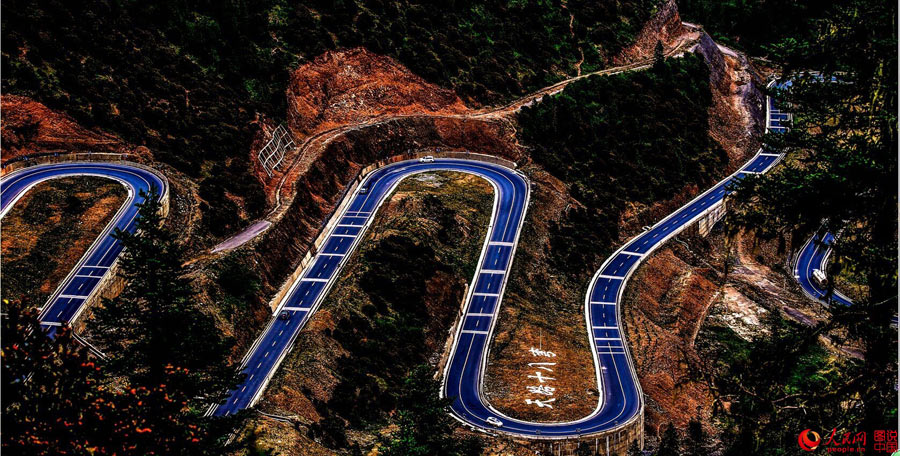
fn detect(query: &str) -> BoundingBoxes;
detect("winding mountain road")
[2,76,802,440]
[0,162,167,337]
[208,79,789,438]
[795,231,854,306]
[211,159,529,417]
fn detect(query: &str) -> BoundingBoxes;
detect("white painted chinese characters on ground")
[525,347,558,409]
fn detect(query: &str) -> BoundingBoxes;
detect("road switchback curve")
[0,162,167,337]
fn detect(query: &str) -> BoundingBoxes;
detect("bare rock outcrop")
[693,32,766,164]
[614,0,689,64]
[285,47,469,136]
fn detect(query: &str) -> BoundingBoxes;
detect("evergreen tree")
[652,40,665,72]
[727,0,897,450]
[656,425,681,456]
[686,416,706,456]
[84,189,240,454]
[627,439,643,456]
[90,188,237,403]
[717,313,849,453]
[576,441,594,456]
[1,191,241,454]
[378,365,482,456]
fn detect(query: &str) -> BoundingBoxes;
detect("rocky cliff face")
[693,32,766,165]
[614,0,689,65]
[250,47,520,208]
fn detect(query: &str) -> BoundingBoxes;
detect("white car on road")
[485,417,503,428]
[419,156,435,163]
[812,268,828,287]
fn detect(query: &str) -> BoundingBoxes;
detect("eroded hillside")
[1,95,131,161]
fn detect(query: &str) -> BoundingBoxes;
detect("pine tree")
[378,365,482,456]
[652,40,665,72]
[576,441,594,456]
[1,189,241,455]
[90,189,237,403]
[728,0,897,446]
[627,439,643,456]
[656,425,681,456]
[686,417,706,456]
[85,189,240,454]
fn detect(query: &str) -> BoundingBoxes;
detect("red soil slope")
[286,47,471,135]
[1,95,129,162]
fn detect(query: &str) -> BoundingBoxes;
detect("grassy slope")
[1,177,127,307]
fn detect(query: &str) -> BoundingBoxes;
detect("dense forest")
[517,53,726,281]
[723,0,897,452]
[2,0,660,241]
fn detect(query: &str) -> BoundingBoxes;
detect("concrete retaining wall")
[697,199,727,237]
[532,414,643,456]
[1,152,147,176]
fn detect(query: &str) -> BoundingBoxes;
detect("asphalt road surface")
[211,159,530,416]
[794,231,853,306]
[0,162,166,337]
